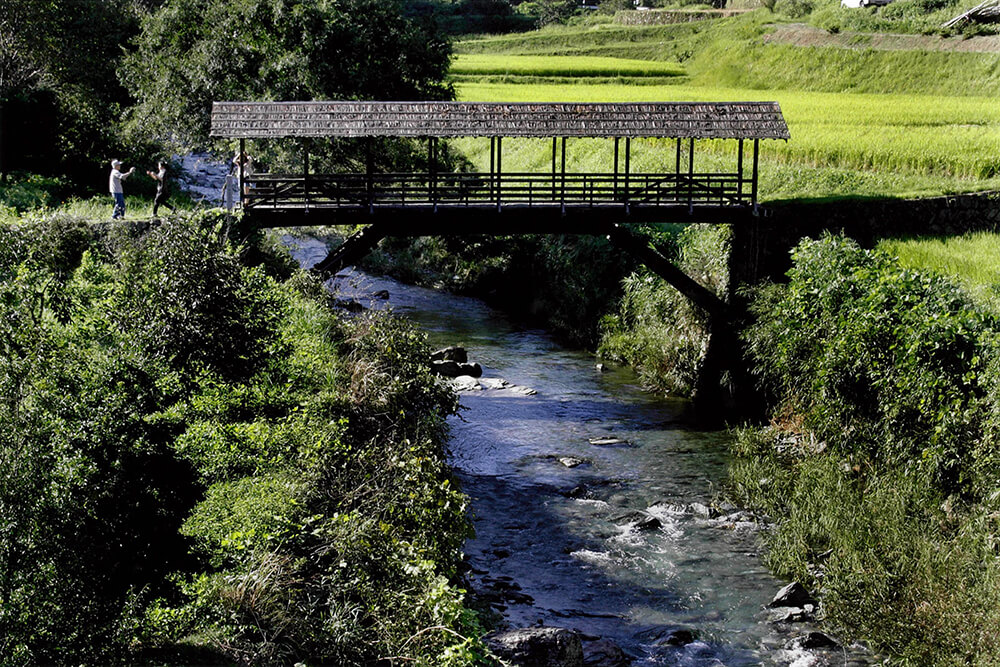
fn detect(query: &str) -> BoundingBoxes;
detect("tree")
[121,0,453,154]
[0,0,145,185]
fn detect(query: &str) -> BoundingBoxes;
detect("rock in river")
[431,345,468,363]
[431,360,483,378]
[769,581,817,608]
[488,627,584,667]
[583,638,632,666]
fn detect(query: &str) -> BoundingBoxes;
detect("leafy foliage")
[745,234,998,494]
[122,0,453,150]
[599,224,730,396]
[0,214,483,665]
[731,234,1000,662]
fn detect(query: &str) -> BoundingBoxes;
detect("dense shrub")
[0,214,483,665]
[745,234,999,496]
[733,234,1000,662]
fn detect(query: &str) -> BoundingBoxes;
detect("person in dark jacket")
[147,161,176,216]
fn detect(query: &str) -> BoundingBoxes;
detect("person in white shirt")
[221,164,238,211]
[109,159,136,219]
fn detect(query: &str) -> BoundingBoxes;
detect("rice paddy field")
[449,14,1000,201]
[881,231,1000,309]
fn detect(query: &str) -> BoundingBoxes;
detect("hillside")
[449,10,1000,201]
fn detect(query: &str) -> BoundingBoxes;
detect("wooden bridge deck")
[243,169,759,229]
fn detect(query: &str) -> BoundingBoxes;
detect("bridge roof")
[210,101,790,140]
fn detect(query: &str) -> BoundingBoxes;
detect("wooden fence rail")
[243,171,754,212]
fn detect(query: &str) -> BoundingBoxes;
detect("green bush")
[0,212,484,665]
[733,233,1000,662]
[745,234,998,496]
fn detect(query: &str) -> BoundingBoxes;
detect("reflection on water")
[285,235,873,667]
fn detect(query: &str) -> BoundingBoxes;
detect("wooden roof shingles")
[210,101,790,140]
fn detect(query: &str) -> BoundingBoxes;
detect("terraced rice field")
[449,19,1000,200]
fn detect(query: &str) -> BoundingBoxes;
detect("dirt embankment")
[765,22,1000,53]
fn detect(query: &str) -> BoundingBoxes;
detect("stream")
[180,151,870,666]
[283,236,876,667]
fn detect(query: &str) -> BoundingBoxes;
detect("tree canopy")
[122,0,454,150]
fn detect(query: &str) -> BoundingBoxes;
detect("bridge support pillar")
[692,219,768,420]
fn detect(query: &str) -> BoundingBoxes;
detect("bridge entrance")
[210,100,789,317]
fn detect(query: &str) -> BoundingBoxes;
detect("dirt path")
[764,22,1000,53]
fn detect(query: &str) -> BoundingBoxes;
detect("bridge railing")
[244,171,753,210]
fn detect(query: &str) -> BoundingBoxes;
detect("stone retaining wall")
[748,190,1000,283]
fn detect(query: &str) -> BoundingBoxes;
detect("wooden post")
[490,137,496,199]
[303,139,310,210]
[737,138,744,204]
[366,138,374,212]
[675,138,681,174]
[239,138,245,209]
[560,137,567,209]
[624,137,631,211]
[429,137,437,207]
[613,137,620,200]
[551,137,557,199]
[496,136,502,211]
[752,138,760,211]
[688,137,695,212]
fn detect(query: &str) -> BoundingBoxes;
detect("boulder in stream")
[769,582,817,609]
[431,360,483,378]
[588,437,631,447]
[452,376,482,392]
[787,631,839,650]
[487,627,584,667]
[634,625,697,647]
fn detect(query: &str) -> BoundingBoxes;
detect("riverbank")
[731,234,1000,664]
[0,211,483,665]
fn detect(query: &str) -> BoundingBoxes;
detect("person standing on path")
[221,163,238,211]
[233,150,254,199]
[109,159,136,219]
[147,160,176,216]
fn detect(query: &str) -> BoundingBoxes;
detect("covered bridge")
[210,100,789,231]
[210,100,789,316]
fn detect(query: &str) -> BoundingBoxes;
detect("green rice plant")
[453,81,1000,196]
[451,53,686,78]
[881,231,1000,311]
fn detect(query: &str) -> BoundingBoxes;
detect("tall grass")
[452,81,1000,196]
[881,232,1000,311]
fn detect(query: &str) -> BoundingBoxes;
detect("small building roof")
[210,101,790,140]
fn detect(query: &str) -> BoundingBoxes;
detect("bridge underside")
[247,203,758,233]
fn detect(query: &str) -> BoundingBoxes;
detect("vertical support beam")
[365,138,374,213]
[551,137,557,199]
[675,138,681,174]
[624,137,631,212]
[613,137,620,199]
[688,137,695,212]
[429,137,437,208]
[239,138,245,209]
[737,138,744,204]
[489,137,496,199]
[752,138,760,212]
[560,137,567,210]
[303,139,310,210]
[496,136,503,211]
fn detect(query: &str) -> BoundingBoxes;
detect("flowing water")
[282,235,876,667]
